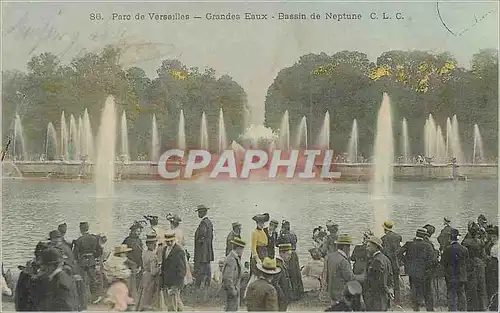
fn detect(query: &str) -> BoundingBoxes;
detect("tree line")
[2,47,498,160]
[264,49,498,159]
[2,46,248,159]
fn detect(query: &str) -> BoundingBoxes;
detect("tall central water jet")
[347,119,358,163]
[151,114,160,162]
[473,124,485,164]
[178,110,186,151]
[218,108,227,153]
[278,110,290,150]
[294,116,308,149]
[95,96,116,199]
[401,118,410,163]
[200,112,209,150]
[317,111,330,150]
[372,93,394,236]
[120,111,130,163]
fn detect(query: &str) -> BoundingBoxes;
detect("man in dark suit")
[57,223,73,250]
[399,228,436,311]
[441,228,469,311]
[72,221,102,307]
[161,231,187,311]
[364,236,394,311]
[193,205,214,291]
[38,247,79,311]
[381,220,402,305]
[264,219,279,259]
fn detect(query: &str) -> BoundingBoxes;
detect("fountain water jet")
[372,93,394,237]
[445,117,452,159]
[218,109,227,153]
[178,110,186,151]
[120,111,130,163]
[347,119,358,163]
[78,116,84,159]
[151,114,160,162]
[95,96,116,199]
[278,110,290,150]
[401,118,410,163]
[200,112,209,150]
[451,115,465,163]
[94,96,117,236]
[13,113,28,161]
[69,114,79,160]
[317,111,330,150]
[435,126,446,163]
[45,122,58,160]
[294,116,308,149]
[473,124,485,164]
[82,109,94,162]
[424,114,437,159]
[60,112,69,160]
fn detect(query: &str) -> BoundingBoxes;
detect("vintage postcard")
[1,0,498,311]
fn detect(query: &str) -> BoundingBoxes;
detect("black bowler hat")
[48,230,62,240]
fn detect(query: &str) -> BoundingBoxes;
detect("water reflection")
[2,180,497,268]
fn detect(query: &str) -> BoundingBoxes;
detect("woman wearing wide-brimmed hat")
[302,247,324,293]
[136,235,164,311]
[249,213,270,275]
[243,213,270,299]
[103,245,135,311]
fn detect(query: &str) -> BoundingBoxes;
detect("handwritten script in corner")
[5,11,182,64]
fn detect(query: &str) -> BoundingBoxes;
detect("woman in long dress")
[244,213,270,298]
[136,235,164,311]
[168,214,193,285]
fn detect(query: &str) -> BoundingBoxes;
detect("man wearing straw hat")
[364,236,394,311]
[160,230,186,311]
[246,257,280,311]
[323,234,356,304]
[222,237,246,311]
[225,222,242,256]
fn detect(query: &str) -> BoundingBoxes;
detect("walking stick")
[1,138,12,162]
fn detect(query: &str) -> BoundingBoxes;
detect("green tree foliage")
[265,49,498,159]
[2,45,248,158]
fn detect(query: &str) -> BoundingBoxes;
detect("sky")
[2,0,499,124]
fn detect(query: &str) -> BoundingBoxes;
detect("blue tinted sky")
[2,1,498,123]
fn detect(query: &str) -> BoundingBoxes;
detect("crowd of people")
[2,205,498,312]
